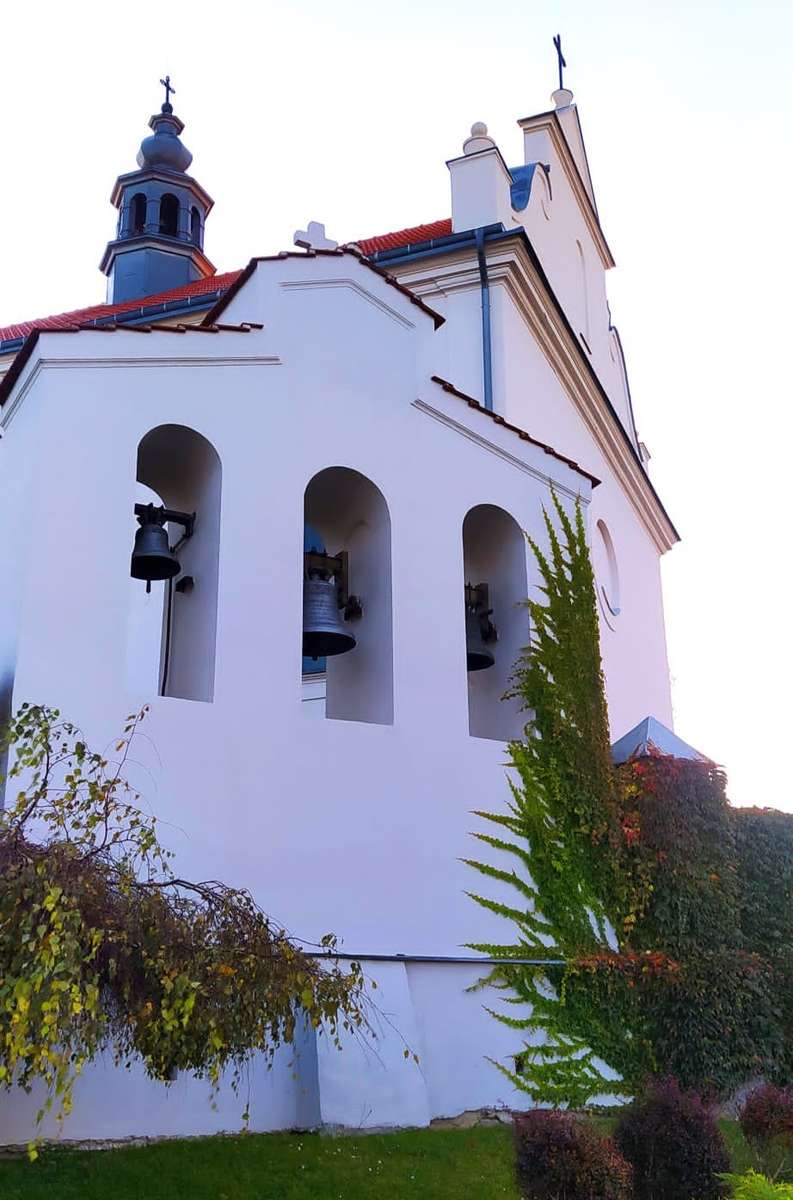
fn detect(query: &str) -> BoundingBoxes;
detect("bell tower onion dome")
[100,79,215,304]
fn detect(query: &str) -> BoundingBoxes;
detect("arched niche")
[303,467,393,726]
[134,424,221,703]
[462,504,529,741]
[594,518,621,631]
[576,239,590,346]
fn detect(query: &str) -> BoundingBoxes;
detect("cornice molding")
[412,398,591,503]
[490,247,675,553]
[0,356,280,432]
[280,278,416,330]
[390,242,676,554]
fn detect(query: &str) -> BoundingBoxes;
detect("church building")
[0,74,687,1140]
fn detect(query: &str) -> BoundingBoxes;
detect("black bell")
[465,582,497,671]
[303,577,357,659]
[130,516,180,582]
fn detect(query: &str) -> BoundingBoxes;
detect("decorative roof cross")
[293,221,339,252]
[553,34,567,91]
[159,75,176,111]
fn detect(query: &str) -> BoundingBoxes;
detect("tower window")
[131,193,147,235]
[190,206,201,246]
[159,194,179,238]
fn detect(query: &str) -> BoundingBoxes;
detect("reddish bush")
[513,1108,632,1200]
[614,1078,730,1199]
[739,1084,793,1144]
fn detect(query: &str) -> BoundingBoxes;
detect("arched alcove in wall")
[576,239,590,345]
[303,467,393,726]
[462,504,529,741]
[594,518,621,629]
[133,424,222,702]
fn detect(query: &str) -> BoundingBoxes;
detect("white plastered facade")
[0,93,676,1140]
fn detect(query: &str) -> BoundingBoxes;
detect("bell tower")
[100,79,215,303]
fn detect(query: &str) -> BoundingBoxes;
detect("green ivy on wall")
[465,491,635,1107]
[467,491,793,1105]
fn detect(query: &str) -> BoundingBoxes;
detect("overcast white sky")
[1,0,791,808]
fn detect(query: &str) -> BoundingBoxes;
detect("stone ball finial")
[463,120,496,156]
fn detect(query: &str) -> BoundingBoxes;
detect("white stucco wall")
[0,231,673,1138]
[0,255,595,1139]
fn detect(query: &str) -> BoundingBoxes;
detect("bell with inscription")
[303,576,356,660]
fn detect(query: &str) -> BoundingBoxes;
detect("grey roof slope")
[611,716,711,765]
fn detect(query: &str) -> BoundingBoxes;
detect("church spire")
[100,83,215,304]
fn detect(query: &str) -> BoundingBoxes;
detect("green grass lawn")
[0,1126,519,1200]
[0,1117,759,1199]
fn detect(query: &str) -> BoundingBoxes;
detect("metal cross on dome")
[160,75,176,109]
[553,34,567,91]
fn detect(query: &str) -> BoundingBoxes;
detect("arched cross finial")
[553,34,567,91]
[159,75,176,111]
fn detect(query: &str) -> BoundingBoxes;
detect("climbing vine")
[0,704,368,1153]
[465,491,641,1106]
[466,492,792,1105]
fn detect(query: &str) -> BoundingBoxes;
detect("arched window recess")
[302,467,393,726]
[128,424,221,704]
[463,504,529,741]
[130,503,196,697]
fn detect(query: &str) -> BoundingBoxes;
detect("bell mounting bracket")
[304,549,363,620]
[134,502,195,543]
[465,581,498,644]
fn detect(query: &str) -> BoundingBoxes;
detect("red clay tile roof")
[0,270,244,344]
[0,222,453,346]
[354,219,452,255]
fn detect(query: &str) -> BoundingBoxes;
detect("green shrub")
[513,1109,632,1200]
[721,1170,793,1198]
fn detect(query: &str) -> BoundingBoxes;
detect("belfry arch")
[303,467,393,726]
[132,424,222,703]
[462,503,529,741]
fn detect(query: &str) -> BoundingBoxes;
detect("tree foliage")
[0,704,368,1150]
